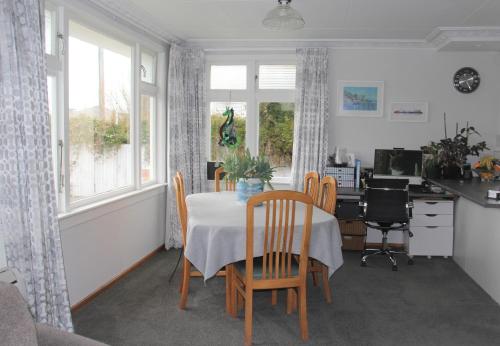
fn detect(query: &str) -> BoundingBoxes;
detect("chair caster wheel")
[361,261,367,267]
[392,265,398,271]
[408,259,414,265]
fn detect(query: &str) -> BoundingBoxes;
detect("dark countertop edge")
[428,178,500,209]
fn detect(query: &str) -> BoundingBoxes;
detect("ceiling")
[102,0,500,49]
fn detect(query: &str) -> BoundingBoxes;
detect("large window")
[208,60,296,181]
[45,7,162,212]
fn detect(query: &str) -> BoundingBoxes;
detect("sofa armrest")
[36,324,108,346]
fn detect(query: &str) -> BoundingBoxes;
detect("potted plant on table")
[223,149,275,202]
[421,115,488,179]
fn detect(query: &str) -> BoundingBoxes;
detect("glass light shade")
[262,1,305,31]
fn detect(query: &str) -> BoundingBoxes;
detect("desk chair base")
[361,248,413,271]
[360,229,414,271]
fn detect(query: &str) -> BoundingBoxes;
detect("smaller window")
[258,65,296,90]
[140,95,155,184]
[210,65,247,90]
[44,9,55,55]
[141,52,156,84]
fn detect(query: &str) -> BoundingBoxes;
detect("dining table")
[184,191,344,289]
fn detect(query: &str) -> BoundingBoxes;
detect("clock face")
[453,67,480,94]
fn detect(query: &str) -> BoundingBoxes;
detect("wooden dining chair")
[304,171,320,203]
[230,190,314,346]
[215,166,236,192]
[174,172,229,310]
[309,175,337,303]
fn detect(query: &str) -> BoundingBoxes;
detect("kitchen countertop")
[428,178,500,208]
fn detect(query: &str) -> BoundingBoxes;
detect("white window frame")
[206,54,296,183]
[46,1,165,214]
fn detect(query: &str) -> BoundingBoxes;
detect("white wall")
[60,186,166,305]
[328,49,500,166]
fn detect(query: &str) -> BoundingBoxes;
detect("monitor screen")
[373,149,423,178]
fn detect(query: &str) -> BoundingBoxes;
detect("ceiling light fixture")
[262,0,305,31]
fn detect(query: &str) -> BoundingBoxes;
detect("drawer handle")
[425,214,437,217]
[425,226,438,229]
[425,202,438,205]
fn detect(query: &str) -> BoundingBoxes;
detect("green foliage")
[259,102,294,168]
[69,114,130,155]
[223,149,275,188]
[422,122,489,169]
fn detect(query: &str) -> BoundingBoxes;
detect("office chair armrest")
[406,201,414,218]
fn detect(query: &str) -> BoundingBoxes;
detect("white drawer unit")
[406,199,454,258]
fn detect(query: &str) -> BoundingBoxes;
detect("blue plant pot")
[236,179,264,203]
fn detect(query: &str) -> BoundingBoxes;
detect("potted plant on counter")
[223,149,275,202]
[421,115,488,179]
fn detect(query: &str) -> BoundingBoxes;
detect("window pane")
[68,21,132,202]
[47,75,58,198]
[258,65,296,90]
[140,95,155,184]
[210,65,247,90]
[259,102,295,178]
[141,52,155,84]
[44,10,54,55]
[210,102,246,162]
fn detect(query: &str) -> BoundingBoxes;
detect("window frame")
[206,55,296,183]
[46,1,164,213]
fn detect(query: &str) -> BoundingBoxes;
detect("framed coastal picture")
[337,81,384,117]
[390,101,429,122]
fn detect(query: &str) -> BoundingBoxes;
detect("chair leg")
[298,285,309,341]
[244,290,253,346]
[271,289,277,305]
[179,258,191,309]
[178,257,184,293]
[286,289,293,315]
[310,259,319,286]
[321,265,332,304]
[225,265,232,314]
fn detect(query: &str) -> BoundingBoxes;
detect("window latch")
[57,32,65,56]
[58,139,64,192]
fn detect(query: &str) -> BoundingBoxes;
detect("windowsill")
[58,183,166,230]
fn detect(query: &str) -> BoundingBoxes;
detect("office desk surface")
[337,187,455,200]
[428,178,500,208]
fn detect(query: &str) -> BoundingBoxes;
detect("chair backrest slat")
[304,171,320,203]
[317,176,337,215]
[215,167,236,192]
[174,173,187,247]
[246,191,314,282]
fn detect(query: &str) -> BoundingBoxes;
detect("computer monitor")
[373,149,423,185]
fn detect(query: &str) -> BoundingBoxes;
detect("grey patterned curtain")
[165,46,207,249]
[291,48,329,190]
[0,0,73,331]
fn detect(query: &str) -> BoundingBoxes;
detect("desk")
[336,186,456,257]
[184,192,344,280]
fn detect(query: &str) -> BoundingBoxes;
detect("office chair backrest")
[364,179,409,224]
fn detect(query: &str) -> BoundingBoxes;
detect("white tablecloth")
[185,192,344,280]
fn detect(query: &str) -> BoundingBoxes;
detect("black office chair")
[359,179,414,271]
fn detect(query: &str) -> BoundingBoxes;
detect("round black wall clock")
[453,67,480,94]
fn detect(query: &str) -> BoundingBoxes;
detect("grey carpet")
[73,250,500,346]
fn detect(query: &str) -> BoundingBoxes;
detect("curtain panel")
[0,0,73,331]
[291,48,329,191]
[165,46,207,249]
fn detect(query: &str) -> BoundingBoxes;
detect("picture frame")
[390,101,429,122]
[337,81,384,117]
